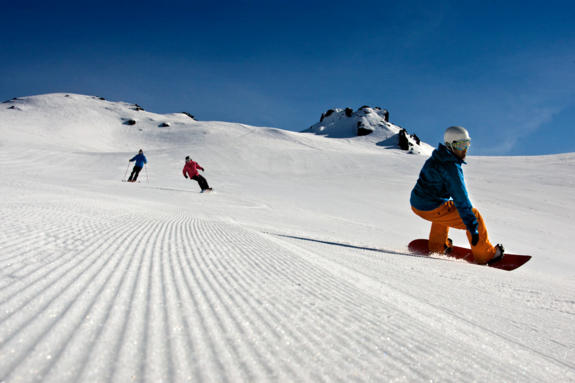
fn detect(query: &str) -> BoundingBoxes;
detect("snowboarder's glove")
[184,175,188,179]
[471,232,479,246]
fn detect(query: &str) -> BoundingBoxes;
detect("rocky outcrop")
[181,112,195,120]
[304,105,426,153]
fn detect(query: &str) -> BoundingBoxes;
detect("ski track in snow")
[1,196,574,382]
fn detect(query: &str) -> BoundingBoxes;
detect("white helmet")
[444,126,470,149]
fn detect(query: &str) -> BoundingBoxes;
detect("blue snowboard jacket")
[410,144,479,235]
[129,153,147,168]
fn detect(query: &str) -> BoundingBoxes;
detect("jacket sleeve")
[143,155,147,164]
[129,156,136,162]
[443,163,479,235]
[182,165,187,177]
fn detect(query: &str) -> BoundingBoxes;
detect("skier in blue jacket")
[128,149,147,182]
[410,126,504,264]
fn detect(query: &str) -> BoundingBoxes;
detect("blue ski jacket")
[129,153,147,168]
[410,144,478,235]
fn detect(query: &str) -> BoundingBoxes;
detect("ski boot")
[444,238,453,254]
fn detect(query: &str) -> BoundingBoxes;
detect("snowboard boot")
[444,238,453,254]
[487,244,505,265]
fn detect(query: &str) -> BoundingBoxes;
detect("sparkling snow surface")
[0,94,574,382]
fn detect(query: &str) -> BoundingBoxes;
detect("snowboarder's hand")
[184,175,188,179]
[471,232,479,246]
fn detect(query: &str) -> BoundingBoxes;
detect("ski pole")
[123,163,130,182]
[145,163,149,183]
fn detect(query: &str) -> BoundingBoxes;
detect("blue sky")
[1,0,574,155]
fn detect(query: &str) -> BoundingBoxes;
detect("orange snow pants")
[411,200,496,264]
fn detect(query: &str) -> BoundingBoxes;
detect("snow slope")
[0,94,574,382]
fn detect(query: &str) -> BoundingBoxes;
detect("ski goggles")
[451,139,471,151]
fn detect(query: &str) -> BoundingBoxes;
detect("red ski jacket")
[182,161,204,178]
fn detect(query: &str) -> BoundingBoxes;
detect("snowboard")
[408,239,531,271]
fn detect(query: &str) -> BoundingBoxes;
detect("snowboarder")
[128,149,147,182]
[182,156,212,192]
[410,126,504,264]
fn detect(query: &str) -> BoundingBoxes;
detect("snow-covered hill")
[303,106,433,155]
[1,93,574,382]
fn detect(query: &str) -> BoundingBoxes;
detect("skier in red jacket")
[182,156,212,192]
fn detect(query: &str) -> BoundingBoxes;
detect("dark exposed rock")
[382,109,389,122]
[357,121,373,136]
[398,129,410,150]
[124,119,137,126]
[357,127,373,136]
[397,129,423,151]
[132,104,144,111]
[158,122,170,128]
[181,112,195,120]
[345,108,353,117]
[319,109,336,123]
